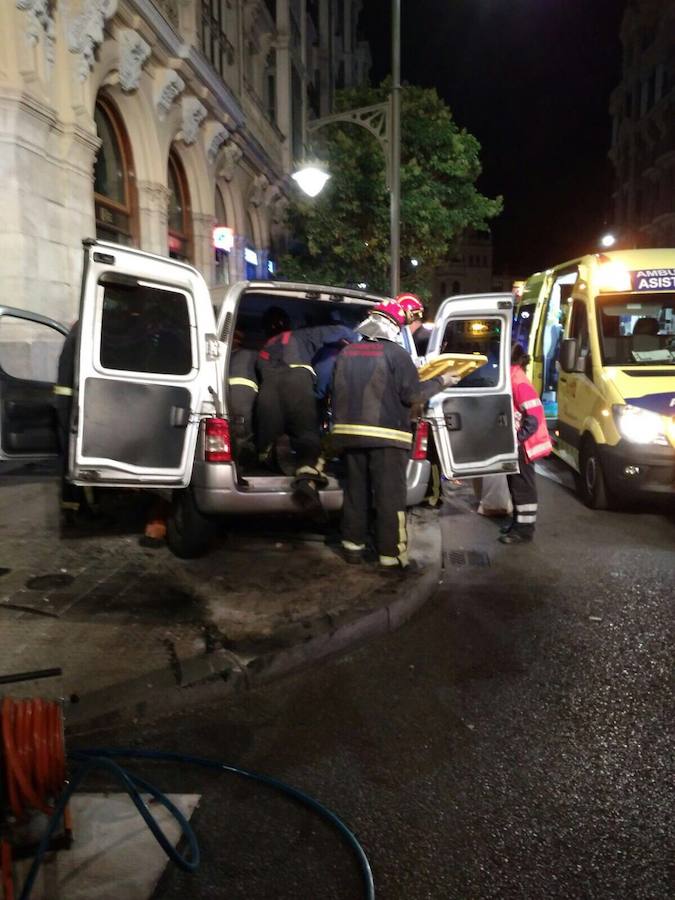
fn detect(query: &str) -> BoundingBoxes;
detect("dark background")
[360,0,627,277]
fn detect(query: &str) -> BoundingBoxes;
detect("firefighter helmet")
[396,293,425,324]
[371,300,406,328]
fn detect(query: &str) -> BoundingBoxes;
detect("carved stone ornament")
[68,0,119,81]
[218,142,243,181]
[249,173,269,208]
[181,96,207,145]
[264,181,282,208]
[155,69,185,120]
[204,123,230,164]
[17,0,56,65]
[118,28,151,92]
[271,195,289,225]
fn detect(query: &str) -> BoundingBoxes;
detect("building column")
[192,212,215,284]
[136,181,170,257]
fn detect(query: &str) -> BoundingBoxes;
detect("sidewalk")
[0,474,442,734]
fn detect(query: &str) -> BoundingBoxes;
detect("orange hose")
[1,698,65,818]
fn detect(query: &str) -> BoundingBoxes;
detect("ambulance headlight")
[613,404,667,446]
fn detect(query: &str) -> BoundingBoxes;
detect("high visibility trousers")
[507,446,538,536]
[342,447,408,565]
[256,364,321,471]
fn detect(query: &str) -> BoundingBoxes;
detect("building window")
[200,0,235,78]
[168,151,192,262]
[264,49,277,123]
[93,97,137,246]
[214,187,230,285]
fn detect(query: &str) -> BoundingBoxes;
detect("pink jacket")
[510,365,553,463]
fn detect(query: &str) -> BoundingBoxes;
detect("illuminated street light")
[601,233,617,248]
[292,166,331,198]
[410,258,419,267]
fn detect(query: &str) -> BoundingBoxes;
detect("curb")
[66,512,442,736]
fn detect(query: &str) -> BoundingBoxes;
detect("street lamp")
[600,233,617,248]
[292,0,401,296]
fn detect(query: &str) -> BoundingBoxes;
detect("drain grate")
[444,549,490,568]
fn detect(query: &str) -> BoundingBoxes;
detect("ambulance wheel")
[579,439,612,510]
[166,488,214,558]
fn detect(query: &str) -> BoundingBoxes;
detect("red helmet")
[396,293,424,324]
[371,300,406,328]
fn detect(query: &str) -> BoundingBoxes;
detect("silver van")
[0,240,519,556]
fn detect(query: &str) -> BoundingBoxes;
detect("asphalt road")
[76,467,674,900]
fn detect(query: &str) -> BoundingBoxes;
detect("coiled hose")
[16,747,375,900]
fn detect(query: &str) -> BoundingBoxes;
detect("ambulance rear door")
[425,294,519,479]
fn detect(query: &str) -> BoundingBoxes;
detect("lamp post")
[293,0,401,297]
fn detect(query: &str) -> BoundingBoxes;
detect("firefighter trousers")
[256,364,321,472]
[507,446,537,536]
[342,447,409,566]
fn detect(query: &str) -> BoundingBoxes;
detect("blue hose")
[17,746,375,900]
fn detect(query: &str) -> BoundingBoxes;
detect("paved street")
[70,465,674,900]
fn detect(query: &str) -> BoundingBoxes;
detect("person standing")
[331,300,455,573]
[500,343,552,544]
[256,319,357,509]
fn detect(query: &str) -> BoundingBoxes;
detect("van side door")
[0,307,68,464]
[424,294,518,479]
[71,242,212,488]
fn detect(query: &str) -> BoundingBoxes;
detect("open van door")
[424,294,519,478]
[70,240,214,488]
[0,307,68,464]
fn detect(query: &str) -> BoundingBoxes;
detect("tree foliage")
[279,83,502,298]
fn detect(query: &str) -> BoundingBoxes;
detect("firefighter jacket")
[331,338,443,450]
[259,325,356,376]
[228,348,258,394]
[510,364,553,463]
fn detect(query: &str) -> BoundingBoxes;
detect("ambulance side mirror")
[560,339,578,373]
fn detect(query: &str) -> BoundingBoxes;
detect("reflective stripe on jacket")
[331,339,443,450]
[510,364,553,463]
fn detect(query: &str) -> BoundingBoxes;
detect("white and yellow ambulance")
[513,249,675,507]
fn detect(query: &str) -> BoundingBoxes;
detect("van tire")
[578,439,612,510]
[166,488,215,558]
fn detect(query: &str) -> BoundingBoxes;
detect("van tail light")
[205,417,232,462]
[412,420,429,460]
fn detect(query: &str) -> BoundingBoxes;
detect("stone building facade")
[431,233,493,316]
[608,0,675,248]
[1,0,370,325]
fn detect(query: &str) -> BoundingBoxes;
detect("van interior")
[228,290,373,478]
[597,293,675,366]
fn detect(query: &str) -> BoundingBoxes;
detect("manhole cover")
[25,573,74,591]
[445,550,490,568]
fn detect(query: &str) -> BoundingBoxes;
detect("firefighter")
[500,343,552,544]
[256,316,357,509]
[331,300,456,573]
[396,292,430,357]
[228,329,258,470]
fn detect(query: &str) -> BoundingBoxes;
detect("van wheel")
[166,489,215,558]
[578,439,612,510]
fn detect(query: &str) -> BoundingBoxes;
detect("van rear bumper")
[599,441,675,497]
[191,459,431,514]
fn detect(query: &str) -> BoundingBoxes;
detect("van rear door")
[424,294,518,478]
[0,307,68,464]
[70,241,212,488]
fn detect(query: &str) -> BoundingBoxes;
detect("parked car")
[0,240,519,556]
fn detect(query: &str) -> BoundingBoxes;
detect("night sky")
[360,0,627,277]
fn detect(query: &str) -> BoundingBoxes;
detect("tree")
[279,83,502,299]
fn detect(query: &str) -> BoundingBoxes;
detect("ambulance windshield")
[597,293,675,366]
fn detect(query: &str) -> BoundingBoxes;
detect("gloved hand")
[438,371,460,389]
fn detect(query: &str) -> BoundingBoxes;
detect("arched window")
[214,186,231,285]
[167,150,192,262]
[93,97,138,245]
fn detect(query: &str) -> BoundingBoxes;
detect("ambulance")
[513,249,675,508]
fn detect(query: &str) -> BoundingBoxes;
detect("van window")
[99,281,193,375]
[597,293,675,366]
[440,318,502,387]
[0,315,65,383]
[513,302,536,346]
[569,300,591,376]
